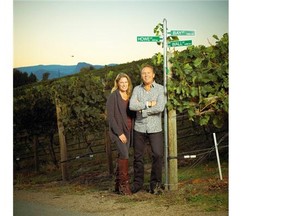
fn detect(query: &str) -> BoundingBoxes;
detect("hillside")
[15,62,117,80]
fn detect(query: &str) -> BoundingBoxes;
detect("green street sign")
[137,36,161,42]
[169,30,195,36]
[168,40,192,47]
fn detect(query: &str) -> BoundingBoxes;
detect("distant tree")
[42,72,50,81]
[13,69,38,88]
[28,73,37,83]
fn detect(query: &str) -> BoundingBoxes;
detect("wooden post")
[33,135,39,173]
[55,98,68,181]
[167,52,178,190]
[105,127,113,175]
[48,132,59,168]
[168,109,178,190]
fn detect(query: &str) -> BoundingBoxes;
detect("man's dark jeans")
[132,130,163,190]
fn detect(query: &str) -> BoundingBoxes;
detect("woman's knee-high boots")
[118,159,132,195]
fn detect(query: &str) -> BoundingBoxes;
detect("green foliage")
[152,23,228,128]
[14,83,56,136]
[166,33,229,128]
[51,73,107,137]
[153,22,179,48]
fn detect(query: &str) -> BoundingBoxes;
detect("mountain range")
[15,62,117,80]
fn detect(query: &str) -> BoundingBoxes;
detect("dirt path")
[14,199,98,216]
[14,189,228,216]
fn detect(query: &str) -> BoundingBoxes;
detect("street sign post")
[137,36,161,42]
[169,30,195,36]
[168,40,192,47]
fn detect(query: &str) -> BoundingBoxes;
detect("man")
[129,64,165,194]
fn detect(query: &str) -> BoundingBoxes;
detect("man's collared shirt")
[129,81,165,133]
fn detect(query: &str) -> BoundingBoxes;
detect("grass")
[177,161,228,211]
[14,159,228,212]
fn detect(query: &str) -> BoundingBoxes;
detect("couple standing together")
[106,64,165,195]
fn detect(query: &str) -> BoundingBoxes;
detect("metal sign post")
[163,18,168,190]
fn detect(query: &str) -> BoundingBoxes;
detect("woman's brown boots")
[115,159,132,195]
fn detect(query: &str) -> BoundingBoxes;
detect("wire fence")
[14,113,228,186]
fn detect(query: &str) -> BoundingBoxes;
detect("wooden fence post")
[55,97,68,181]
[48,132,59,168]
[33,135,39,173]
[167,52,178,190]
[105,127,113,175]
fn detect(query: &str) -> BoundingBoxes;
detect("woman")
[106,73,135,195]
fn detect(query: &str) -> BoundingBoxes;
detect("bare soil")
[14,163,228,216]
[14,188,227,216]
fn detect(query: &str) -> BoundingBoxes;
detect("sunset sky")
[13,0,228,67]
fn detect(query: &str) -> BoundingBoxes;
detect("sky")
[13,0,228,67]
